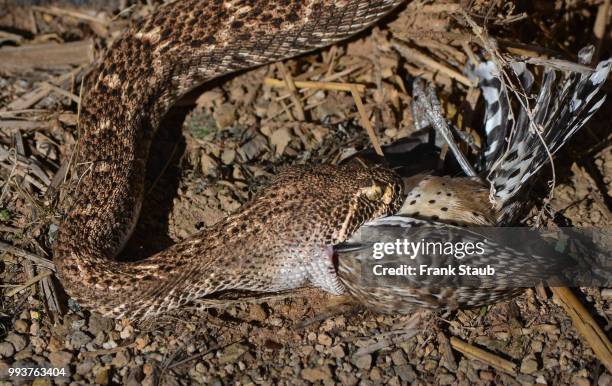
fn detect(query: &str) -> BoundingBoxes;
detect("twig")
[450,337,517,375]
[6,271,53,297]
[551,286,612,374]
[350,85,383,157]
[0,241,55,270]
[264,78,366,93]
[391,40,476,87]
[276,63,306,121]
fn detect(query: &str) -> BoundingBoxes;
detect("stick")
[391,40,476,87]
[350,85,383,156]
[450,337,517,375]
[0,241,55,270]
[551,286,612,374]
[6,271,53,297]
[0,40,93,72]
[264,78,366,93]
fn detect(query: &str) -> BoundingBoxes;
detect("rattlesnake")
[54,0,407,320]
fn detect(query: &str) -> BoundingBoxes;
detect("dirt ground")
[0,0,611,385]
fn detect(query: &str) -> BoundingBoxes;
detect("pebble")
[0,342,14,358]
[76,359,95,375]
[88,314,114,335]
[317,334,332,346]
[6,332,27,352]
[369,367,382,381]
[301,366,332,382]
[520,357,538,374]
[247,304,267,322]
[30,321,40,336]
[69,331,92,349]
[390,350,407,365]
[394,364,416,383]
[14,319,29,334]
[599,373,612,386]
[438,373,456,385]
[218,343,247,365]
[200,153,218,176]
[330,345,345,358]
[102,340,118,350]
[95,368,110,385]
[353,354,372,370]
[120,326,134,340]
[112,352,129,368]
[48,351,73,368]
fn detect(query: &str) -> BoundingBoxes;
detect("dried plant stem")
[264,78,366,93]
[551,286,612,374]
[450,337,517,375]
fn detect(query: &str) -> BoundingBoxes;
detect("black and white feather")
[481,47,611,214]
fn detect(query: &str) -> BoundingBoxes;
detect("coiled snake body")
[54,0,406,320]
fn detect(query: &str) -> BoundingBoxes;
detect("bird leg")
[411,79,479,178]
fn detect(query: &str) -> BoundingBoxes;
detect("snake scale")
[54,0,407,320]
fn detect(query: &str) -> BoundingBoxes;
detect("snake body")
[54,0,406,320]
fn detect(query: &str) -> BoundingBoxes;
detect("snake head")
[331,162,404,243]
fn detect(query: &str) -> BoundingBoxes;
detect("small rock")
[213,103,236,129]
[301,366,332,382]
[48,351,73,368]
[70,331,92,349]
[135,336,149,350]
[95,368,110,385]
[200,153,218,176]
[14,319,29,334]
[520,357,538,374]
[369,367,382,381]
[438,374,456,385]
[353,354,372,370]
[573,378,590,386]
[102,340,118,350]
[220,149,236,165]
[126,367,144,386]
[143,363,154,376]
[120,325,134,340]
[394,364,416,383]
[391,350,407,365]
[218,343,247,365]
[599,373,612,386]
[112,351,129,368]
[76,359,95,375]
[0,342,14,358]
[317,334,332,346]
[0,360,8,378]
[337,371,358,386]
[238,134,268,161]
[480,370,495,381]
[32,378,51,386]
[30,322,40,336]
[89,314,114,335]
[6,332,27,352]
[14,348,33,360]
[248,304,267,322]
[330,345,345,358]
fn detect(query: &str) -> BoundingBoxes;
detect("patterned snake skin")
[54,0,407,320]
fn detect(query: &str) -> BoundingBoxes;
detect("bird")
[335,45,611,313]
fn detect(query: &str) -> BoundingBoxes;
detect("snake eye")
[362,184,383,201]
[382,186,394,205]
